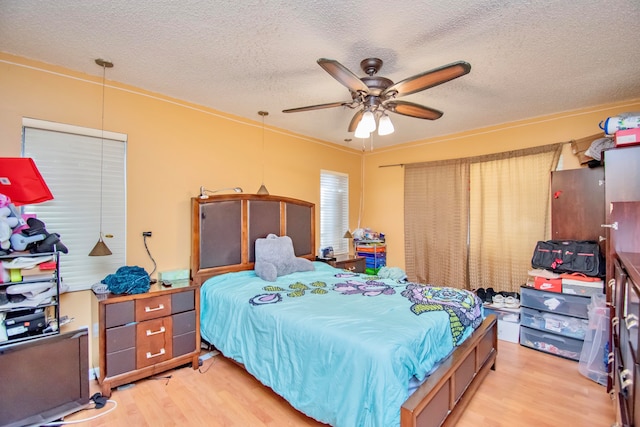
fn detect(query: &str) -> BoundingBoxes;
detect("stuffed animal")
[10,217,68,253]
[0,206,20,252]
[254,234,314,282]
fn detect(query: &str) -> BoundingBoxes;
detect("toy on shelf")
[0,193,67,255]
[353,228,386,274]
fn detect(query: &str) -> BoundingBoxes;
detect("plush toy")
[10,217,68,253]
[0,206,20,253]
[254,234,314,282]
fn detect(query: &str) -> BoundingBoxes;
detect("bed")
[191,194,497,427]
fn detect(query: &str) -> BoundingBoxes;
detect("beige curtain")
[404,144,562,292]
[469,145,562,293]
[404,160,469,287]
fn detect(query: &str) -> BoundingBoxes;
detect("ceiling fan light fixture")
[354,121,370,138]
[378,113,394,136]
[361,110,376,132]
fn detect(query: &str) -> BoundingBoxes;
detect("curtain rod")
[378,142,566,169]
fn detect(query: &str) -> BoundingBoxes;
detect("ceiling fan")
[283,58,471,137]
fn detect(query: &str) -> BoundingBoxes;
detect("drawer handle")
[145,303,165,313]
[625,318,638,330]
[146,326,166,336]
[621,378,633,391]
[146,348,166,359]
[541,334,565,343]
[601,222,618,230]
[608,278,615,288]
[621,369,632,379]
[612,317,619,326]
[347,266,355,271]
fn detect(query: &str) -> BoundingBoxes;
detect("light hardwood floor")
[67,341,614,426]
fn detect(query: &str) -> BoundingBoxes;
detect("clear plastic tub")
[578,294,609,386]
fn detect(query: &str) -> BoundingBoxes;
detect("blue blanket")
[200,262,483,427]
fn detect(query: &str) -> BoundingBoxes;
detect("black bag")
[531,240,604,277]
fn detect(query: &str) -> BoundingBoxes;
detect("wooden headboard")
[190,194,316,285]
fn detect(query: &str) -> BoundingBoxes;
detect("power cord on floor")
[198,350,220,374]
[42,393,118,426]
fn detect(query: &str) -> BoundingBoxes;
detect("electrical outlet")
[142,231,152,237]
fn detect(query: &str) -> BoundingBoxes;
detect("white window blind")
[320,170,349,255]
[21,120,127,292]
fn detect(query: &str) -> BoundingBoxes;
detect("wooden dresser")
[318,255,366,273]
[605,145,640,426]
[94,281,200,396]
[610,203,640,427]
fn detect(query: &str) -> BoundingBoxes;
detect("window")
[320,170,349,255]
[21,119,127,291]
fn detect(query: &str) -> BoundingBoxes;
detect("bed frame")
[191,194,498,427]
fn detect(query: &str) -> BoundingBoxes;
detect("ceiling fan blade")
[381,61,471,98]
[282,101,351,113]
[348,109,365,132]
[384,100,443,120]
[317,58,370,94]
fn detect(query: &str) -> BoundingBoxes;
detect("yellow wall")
[0,53,363,367]
[2,51,640,368]
[361,99,640,268]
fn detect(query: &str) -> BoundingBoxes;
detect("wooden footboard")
[400,314,498,427]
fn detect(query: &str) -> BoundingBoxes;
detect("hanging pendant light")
[89,58,113,256]
[256,111,270,195]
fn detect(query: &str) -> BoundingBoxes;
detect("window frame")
[320,170,349,256]
[21,118,127,292]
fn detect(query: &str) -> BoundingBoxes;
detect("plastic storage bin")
[484,306,521,343]
[578,294,609,386]
[520,307,588,340]
[520,286,590,319]
[519,326,584,361]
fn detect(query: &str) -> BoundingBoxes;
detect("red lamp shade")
[0,158,54,206]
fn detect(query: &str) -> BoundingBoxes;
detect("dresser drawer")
[172,290,195,313]
[135,294,171,322]
[106,323,135,353]
[105,300,134,328]
[521,287,590,319]
[136,317,173,368]
[106,347,136,377]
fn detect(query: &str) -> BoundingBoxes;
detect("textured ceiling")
[1,0,640,150]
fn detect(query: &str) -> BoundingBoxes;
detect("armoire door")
[551,167,605,242]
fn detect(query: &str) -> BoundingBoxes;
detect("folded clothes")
[1,255,53,270]
[7,281,54,298]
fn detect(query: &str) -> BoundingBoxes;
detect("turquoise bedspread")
[200,262,483,427]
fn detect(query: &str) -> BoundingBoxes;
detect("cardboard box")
[570,133,604,164]
[561,278,604,297]
[534,276,562,293]
[614,128,640,147]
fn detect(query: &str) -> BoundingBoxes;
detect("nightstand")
[94,280,201,396]
[327,255,366,273]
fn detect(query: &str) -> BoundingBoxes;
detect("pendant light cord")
[99,63,106,239]
[261,113,265,183]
